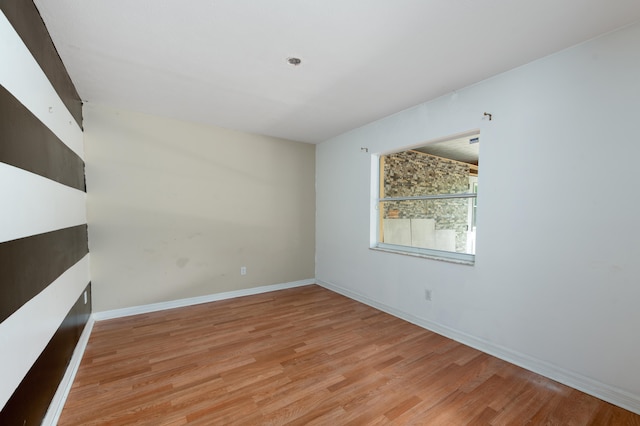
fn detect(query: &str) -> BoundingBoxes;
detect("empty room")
[2,0,640,424]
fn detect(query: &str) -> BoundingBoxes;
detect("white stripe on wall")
[0,164,87,243]
[0,11,83,159]
[0,254,90,408]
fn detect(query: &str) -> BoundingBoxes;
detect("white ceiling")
[415,133,480,166]
[34,0,640,144]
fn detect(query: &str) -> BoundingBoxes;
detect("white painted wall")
[0,165,86,243]
[316,22,640,411]
[84,104,315,311]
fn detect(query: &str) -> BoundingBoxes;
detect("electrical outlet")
[240,266,247,276]
[424,289,432,301]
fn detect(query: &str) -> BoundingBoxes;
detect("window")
[373,132,479,264]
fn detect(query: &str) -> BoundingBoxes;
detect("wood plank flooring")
[59,285,640,425]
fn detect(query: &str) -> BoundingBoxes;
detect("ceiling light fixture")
[286,57,302,66]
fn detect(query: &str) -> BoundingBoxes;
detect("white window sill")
[370,245,475,266]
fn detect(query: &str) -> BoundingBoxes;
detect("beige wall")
[84,104,315,311]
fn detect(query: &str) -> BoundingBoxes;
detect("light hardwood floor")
[59,285,640,425]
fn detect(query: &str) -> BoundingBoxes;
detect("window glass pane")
[376,132,479,260]
[382,150,475,198]
[380,198,476,255]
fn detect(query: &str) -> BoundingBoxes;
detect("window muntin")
[375,133,479,263]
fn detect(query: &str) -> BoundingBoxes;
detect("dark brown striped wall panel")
[1,1,90,424]
[0,85,86,191]
[0,283,92,426]
[0,225,88,323]
[0,0,82,127]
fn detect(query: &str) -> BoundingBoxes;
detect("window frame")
[370,140,478,265]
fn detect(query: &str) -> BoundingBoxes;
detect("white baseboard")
[93,279,316,321]
[42,316,95,426]
[316,279,640,415]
